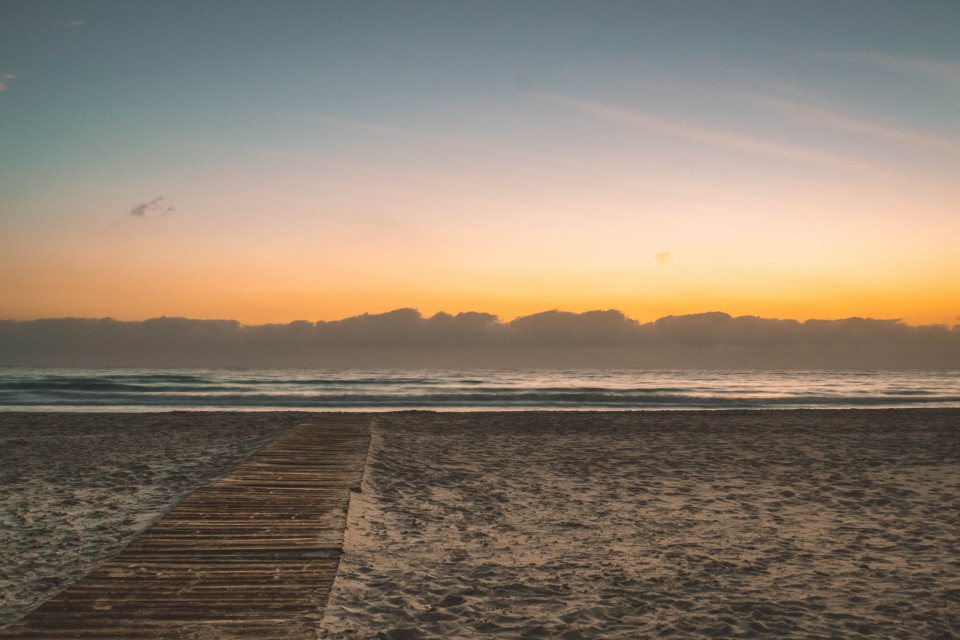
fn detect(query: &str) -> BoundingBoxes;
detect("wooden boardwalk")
[1,414,371,639]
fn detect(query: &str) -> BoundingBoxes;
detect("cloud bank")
[2,310,959,368]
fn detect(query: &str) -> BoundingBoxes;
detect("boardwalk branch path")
[2,414,372,639]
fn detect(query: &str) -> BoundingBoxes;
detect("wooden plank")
[1,414,370,639]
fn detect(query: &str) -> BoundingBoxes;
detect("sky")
[2,1,959,326]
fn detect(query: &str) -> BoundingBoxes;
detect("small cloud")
[654,251,673,267]
[60,19,86,28]
[0,83,6,93]
[3,74,15,80]
[128,195,175,218]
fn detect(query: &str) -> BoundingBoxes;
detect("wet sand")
[320,410,960,639]
[2,410,959,638]
[0,412,312,628]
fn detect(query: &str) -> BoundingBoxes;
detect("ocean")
[1,368,958,411]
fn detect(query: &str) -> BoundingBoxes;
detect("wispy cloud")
[60,19,86,28]
[536,92,875,174]
[803,51,960,85]
[128,195,175,217]
[755,94,960,153]
[2,74,15,80]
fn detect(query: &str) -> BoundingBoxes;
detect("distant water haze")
[1,309,958,369]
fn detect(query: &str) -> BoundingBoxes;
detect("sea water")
[1,368,958,411]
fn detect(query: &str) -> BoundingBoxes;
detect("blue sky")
[2,1,959,324]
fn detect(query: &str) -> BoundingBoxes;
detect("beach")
[324,410,960,638]
[0,412,313,628]
[2,410,959,638]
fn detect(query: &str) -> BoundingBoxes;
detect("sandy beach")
[320,410,960,638]
[2,410,959,638]
[0,411,313,628]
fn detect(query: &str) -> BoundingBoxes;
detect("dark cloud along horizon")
[1,309,958,368]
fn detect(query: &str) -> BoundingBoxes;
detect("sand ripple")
[320,410,960,639]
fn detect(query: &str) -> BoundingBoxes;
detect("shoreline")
[4,368,959,414]
[4,406,960,413]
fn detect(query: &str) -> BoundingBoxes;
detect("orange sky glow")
[2,3,959,328]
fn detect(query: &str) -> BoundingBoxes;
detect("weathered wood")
[1,414,370,639]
